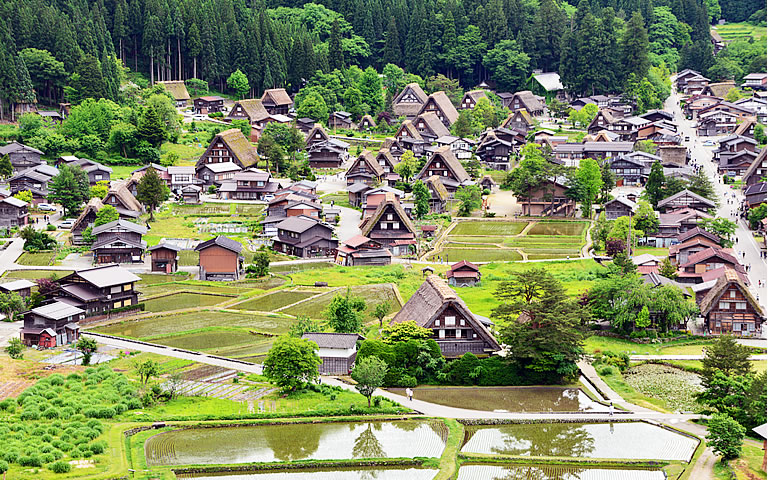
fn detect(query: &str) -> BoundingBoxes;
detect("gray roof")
[533,72,564,91]
[92,219,148,235]
[0,279,34,291]
[606,197,637,209]
[31,301,84,320]
[1,196,27,207]
[148,242,182,252]
[347,183,371,193]
[72,264,141,288]
[198,161,242,173]
[275,215,326,234]
[195,235,243,253]
[302,332,364,349]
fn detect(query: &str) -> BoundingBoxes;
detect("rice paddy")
[386,386,608,413]
[461,422,698,461]
[435,220,588,262]
[177,468,439,480]
[235,290,318,311]
[142,292,233,312]
[144,420,448,465]
[282,285,400,318]
[457,465,665,480]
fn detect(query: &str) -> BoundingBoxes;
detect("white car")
[37,203,56,212]
[703,140,715,147]
[59,219,76,229]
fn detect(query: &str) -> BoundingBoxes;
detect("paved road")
[630,354,767,360]
[665,91,767,318]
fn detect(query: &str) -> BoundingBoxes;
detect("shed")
[302,332,365,374]
[149,242,182,273]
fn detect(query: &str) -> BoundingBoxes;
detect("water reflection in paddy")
[461,422,697,461]
[146,421,447,466]
[178,468,438,480]
[387,386,609,412]
[457,465,666,480]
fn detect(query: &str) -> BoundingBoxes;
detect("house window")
[435,320,440,327]
[438,329,445,339]
[719,301,729,309]
[393,222,399,229]
[729,290,736,298]
[460,319,465,326]
[445,316,455,327]
[380,222,387,229]
[387,214,393,220]
[456,329,461,338]
[736,302,746,310]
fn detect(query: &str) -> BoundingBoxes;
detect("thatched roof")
[376,149,398,170]
[261,88,292,107]
[699,269,765,317]
[419,91,459,125]
[358,114,376,128]
[105,182,143,212]
[425,175,449,201]
[396,120,424,141]
[462,90,488,105]
[416,112,451,138]
[227,99,269,122]
[71,197,103,233]
[349,150,385,178]
[157,81,190,101]
[417,145,470,183]
[214,128,260,168]
[390,275,500,350]
[361,192,416,237]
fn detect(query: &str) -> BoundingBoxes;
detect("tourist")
[609,401,614,417]
[406,387,413,401]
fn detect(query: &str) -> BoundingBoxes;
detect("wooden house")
[476,130,515,171]
[20,302,84,348]
[700,269,764,336]
[193,96,225,114]
[103,183,143,217]
[0,279,34,298]
[459,90,488,110]
[195,236,243,281]
[425,176,449,214]
[56,156,112,185]
[260,88,292,115]
[226,99,270,132]
[657,189,716,213]
[743,149,766,186]
[305,124,331,148]
[54,264,141,316]
[677,247,746,283]
[149,242,181,273]
[0,196,28,228]
[218,169,279,200]
[415,146,471,196]
[719,150,758,177]
[507,91,545,116]
[417,91,459,128]
[347,182,371,208]
[742,73,768,90]
[346,151,385,186]
[435,136,475,160]
[271,216,337,258]
[609,155,649,186]
[376,149,399,175]
[0,142,45,174]
[582,142,635,161]
[653,208,713,247]
[71,198,103,245]
[684,95,721,119]
[479,175,496,192]
[359,193,417,256]
[605,197,636,220]
[669,237,721,265]
[198,128,260,170]
[502,109,534,133]
[295,118,316,134]
[9,164,59,205]
[181,184,202,204]
[413,112,451,142]
[336,235,392,266]
[675,69,703,90]
[301,332,365,374]
[392,82,429,119]
[358,115,377,131]
[92,219,147,264]
[745,182,767,208]
[196,162,241,188]
[308,140,348,168]
[329,111,353,129]
[701,80,736,99]
[676,227,723,246]
[157,81,190,107]
[734,117,758,139]
[393,122,430,156]
[390,275,501,357]
[516,177,576,217]
[446,260,481,287]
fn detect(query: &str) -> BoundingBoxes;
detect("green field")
[146,328,273,358]
[142,292,233,312]
[432,248,524,262]
[15,251,56,266]
[235,290,317,311]
[527,222,587,236]
[282,284,400,318]
[712,22,767,42]
[138,282,252,297]
[451,221,528,236]
[0,269,72,281]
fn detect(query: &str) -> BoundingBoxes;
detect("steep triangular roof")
[157,81,190,101]
[675,226,723,245]
[390,275,500,350]
[261,88,292,106]
[393,82,428,104]
[227,99,269,122]
[71,197,103,233]
[417,146,470,183]
[502,109,533,128]
[699,269,764,317]
[418,91,459,125]
[348,150,385,178]
[358,114,376,129]
[415,112,451,138]
[425,175,449,201]
[360,193,416,237]
[395,120,424,141]
[743,148,766,183]
[461,90,488,106]
[104,183,142,212]
[200,128,260,168]
[658,189,716,209]
[304,123,330,146]
[376,149,398,170]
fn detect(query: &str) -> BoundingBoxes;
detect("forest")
[0,0,764,119]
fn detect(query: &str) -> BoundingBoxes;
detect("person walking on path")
[609,401,614,417]
[406,388,413,401]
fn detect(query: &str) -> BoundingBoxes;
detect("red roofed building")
[677,247,747,284]
[447,260,481,287]
[335,235,392,266]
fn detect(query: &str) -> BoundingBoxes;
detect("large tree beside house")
[136,167,170,220]
[48,164,90,217]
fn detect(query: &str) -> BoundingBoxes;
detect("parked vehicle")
[37,203,56,211]
[59,219,76,229]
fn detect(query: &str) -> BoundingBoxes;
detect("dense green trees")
[263,336,321,392]
[48,165,90,217]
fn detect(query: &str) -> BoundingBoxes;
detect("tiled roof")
[195,235,243,253]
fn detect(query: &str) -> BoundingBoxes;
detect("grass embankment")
[16,251,56,266]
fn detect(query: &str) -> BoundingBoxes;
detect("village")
[0,1,766,475]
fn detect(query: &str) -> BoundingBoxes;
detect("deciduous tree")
[324,288,367,332]
[75,336,98,366]
[263,336,321,392]
[48,165,90,217]
[707,413,745,460]
[412,180,430,219]
[351,356,388,407]
[136,167,170,221]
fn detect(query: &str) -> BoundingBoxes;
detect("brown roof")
[361,193,416,237]
[503,109,533,128]
[157,81,190,101]
[195,235,243,253]
[350,150,385,178]
[699,269,764,317]
[228,99,269,122]
[107,183,143,212]
[743,148,766,182]
[392,83,428,117]
[463,90,488,105]
[417,146,470,183]
[358,114,376,127]
[376,149,398,169]
[417,112,451,138]
[707,81,737,99]
[396,120,424,141]
[390,275,500,349]
[419,91,459,125]
[213,129,260,168]
[734,117,758,137]
[512,91,545,112]
[425,175,449,201]
[71,197,104,233]
[261,88,292,107]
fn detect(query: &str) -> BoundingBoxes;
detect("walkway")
[630,354,767,361]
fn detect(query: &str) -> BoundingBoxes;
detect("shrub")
[46,224,56,231]
[49,460,71,473]
[18,455,42,467]
[600,366,614,376]
[40,453,54,464]
[88,441,107,455]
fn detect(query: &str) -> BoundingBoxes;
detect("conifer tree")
[621,12,651,81]
[329,18,345,71]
